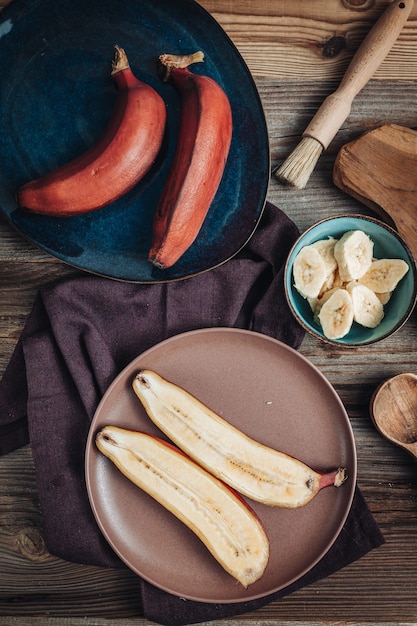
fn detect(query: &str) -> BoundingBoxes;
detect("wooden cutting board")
[333,123,417,261]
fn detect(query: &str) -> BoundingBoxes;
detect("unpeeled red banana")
[18,47,166,216]
[293,230,409,339]
[149,51,232,269]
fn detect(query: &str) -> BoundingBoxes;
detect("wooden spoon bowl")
[370,373,417,460]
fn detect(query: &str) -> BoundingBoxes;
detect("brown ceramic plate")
[85,328,356,603]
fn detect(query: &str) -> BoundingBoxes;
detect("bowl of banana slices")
[284,214,417,346]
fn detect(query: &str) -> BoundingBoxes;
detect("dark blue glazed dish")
[0,0,269,282]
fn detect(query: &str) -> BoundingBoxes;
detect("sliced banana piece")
[311,237,338,275]
[319,267,343,297]
[312,287,340,324]
[132,371,348,509]
[333,230,373,282]
[358,258,409,293]
[293,246,327,299]
[346,282,384,328]
[376,291,392,305]
[318,288,354,339]
[311,237,339,297]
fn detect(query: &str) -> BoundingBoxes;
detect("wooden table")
[1,1,417,624]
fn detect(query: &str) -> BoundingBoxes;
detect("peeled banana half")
[96,425,270,587]
[132,370,347,509]
[293,230,409,339]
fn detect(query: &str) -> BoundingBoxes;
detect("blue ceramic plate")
[285,215,417,346]
[0,0,269,282]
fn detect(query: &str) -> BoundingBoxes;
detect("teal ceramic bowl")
[285,215,417,346]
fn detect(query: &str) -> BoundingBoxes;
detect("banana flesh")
[293,246,328,299]
[318,288,354,340]
[334,230,373,281]
[358,258,409,293]
[311,237,338,277]
[293,230,409,339]
[96,425,269,587]
[132,370,348,509]
[347,282,384,328]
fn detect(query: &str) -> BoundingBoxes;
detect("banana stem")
[158,51,204,81]
[111,45,130,75]
[319,467,348,489]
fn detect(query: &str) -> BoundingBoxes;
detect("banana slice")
[319,267,344,297]
[311,237,338,275]
[376,291,392,305]
[358,258,409,293]
[293,246,327,299]
[312,287,340,323]
[333,230,373,282]
[311,237,339,296]
[318,288,354,339]
[346,282,384,328]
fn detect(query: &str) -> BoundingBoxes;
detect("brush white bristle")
[274,137,324,189]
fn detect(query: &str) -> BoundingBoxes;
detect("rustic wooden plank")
[0,258,82,372]
[0,215,54,262]
[1,0,417,81]
[197,0,417,80]
[2,622,415,626]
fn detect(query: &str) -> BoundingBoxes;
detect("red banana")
[17,46,166,217]
[149,51,233,269]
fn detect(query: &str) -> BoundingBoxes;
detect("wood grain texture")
[333,123,417,259]
[196,0,417,80]
[0,0,416,81]
[1,0,417,625]
[370,372,417,458]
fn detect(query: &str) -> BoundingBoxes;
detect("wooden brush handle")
[303,0,414,149]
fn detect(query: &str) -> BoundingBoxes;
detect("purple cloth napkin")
[0,202,383,624]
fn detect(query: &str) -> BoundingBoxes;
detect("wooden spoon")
[370,372,417,459]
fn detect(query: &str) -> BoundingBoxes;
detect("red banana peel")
[17,46,166,217]
[149,51,233,269]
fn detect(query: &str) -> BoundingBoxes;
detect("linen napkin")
[0,201,384,624]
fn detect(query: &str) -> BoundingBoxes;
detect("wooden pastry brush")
[274,0,414,189]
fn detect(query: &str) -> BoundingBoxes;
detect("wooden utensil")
[275,0,414,189]
[370,372,417,459]
[333,123,417,261]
